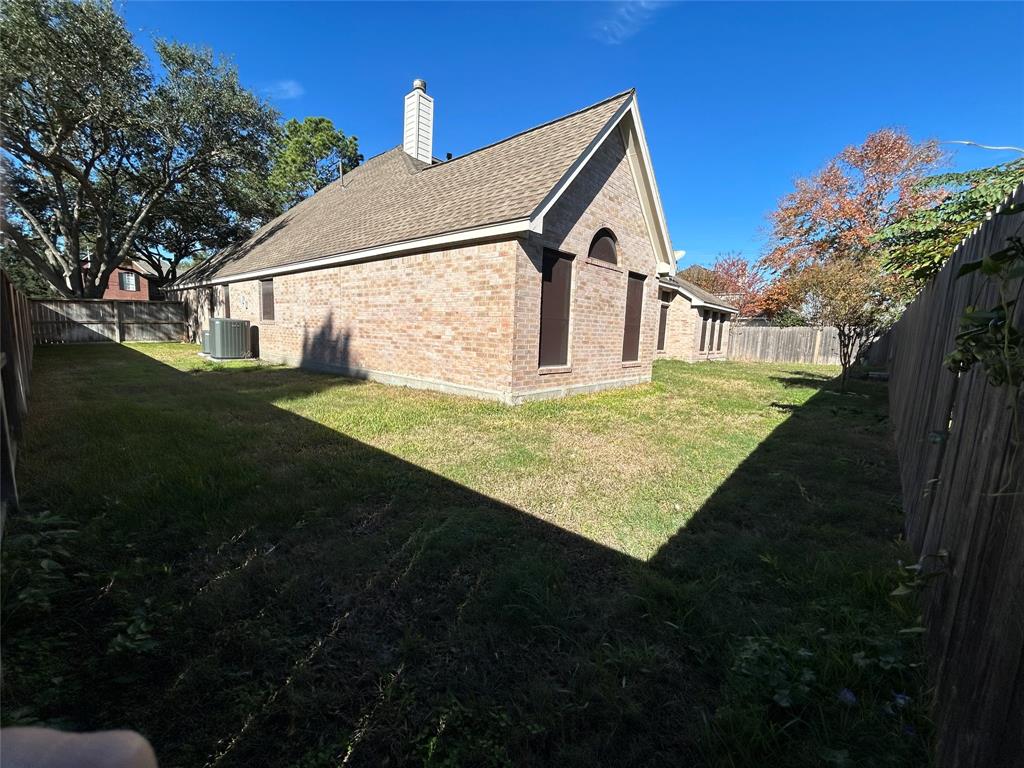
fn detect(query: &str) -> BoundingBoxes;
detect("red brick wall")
[510,126,660,397]
[658,291,734,363]
[659,291,697,362]
[182,242,518,397]
[101,267,151,301]
[692,307,731,361]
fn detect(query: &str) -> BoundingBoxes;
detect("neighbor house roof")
[173,89,674,288]
[660,274,738,313]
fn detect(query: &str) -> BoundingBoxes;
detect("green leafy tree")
[791,257,910,389]
[0,0,279,297]
[269,117,361,209]
[132,171,279,285]
[2,250,56,296]
[878,158,1024,280]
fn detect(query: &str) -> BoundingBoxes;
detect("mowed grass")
[1,344,931,767]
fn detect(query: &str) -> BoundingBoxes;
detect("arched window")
[588,228,617,264]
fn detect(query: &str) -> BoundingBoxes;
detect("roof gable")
[174,89,673,288]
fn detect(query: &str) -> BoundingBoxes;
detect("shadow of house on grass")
[3,348,929,768]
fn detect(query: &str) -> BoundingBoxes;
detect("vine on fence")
[945,206,1024,392]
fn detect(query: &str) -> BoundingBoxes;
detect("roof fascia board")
[528,94,635,234]
[170,217,532,289]
[627,95,674,272]
[619,116,671,274]
[660,279,737,313]
[694,300,738,313]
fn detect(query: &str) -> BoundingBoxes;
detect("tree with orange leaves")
[762,128,943,386]
[680,252,769,316]
[763,128,944,274]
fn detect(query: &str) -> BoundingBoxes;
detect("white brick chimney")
[403,79,433,164]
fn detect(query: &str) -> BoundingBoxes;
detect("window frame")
[587,228,618,266]
[260,278,275,322]
[621,271,645,363]
[538,249,574,369]
[656,302,668,352]
[119,271,139,292]
[699,310,708,352]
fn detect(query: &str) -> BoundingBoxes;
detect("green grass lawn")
[2,344,930,767]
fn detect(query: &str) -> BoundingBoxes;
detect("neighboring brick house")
[656,274,738,362]
[169,83,702,403]
[99,259,161,301]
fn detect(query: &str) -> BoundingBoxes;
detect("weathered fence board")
[30,300,186,344]
[727,325,841,364]
[882,182,1023,768]
[1,270,34,514]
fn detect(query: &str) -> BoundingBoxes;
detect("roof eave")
[659,277,738,313]
[168,217,533,290]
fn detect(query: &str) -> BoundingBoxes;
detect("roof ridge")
[418,88,635,173]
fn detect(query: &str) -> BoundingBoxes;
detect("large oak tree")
[0,0,279,296]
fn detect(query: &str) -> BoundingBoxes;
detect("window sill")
[538,365,572,375]
[622,360,643,369]
[585,258,623,273]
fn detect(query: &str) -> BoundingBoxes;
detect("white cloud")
[592,1,666,45]
[262,79,305,100]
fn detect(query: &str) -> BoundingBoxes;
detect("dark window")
[119,271,138,292]
[260,278,275,321]
[223,284,231,318]
[657,303,668,352]
[622,272,645,362]
[538,250,573,367]
[699,310,708,351]
[588,228,617,264]
[716,313,725,351]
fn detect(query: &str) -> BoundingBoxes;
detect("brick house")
[169,83,716,403]
[98,259,161,301]
[656,274,737,362]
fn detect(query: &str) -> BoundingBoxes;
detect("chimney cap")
[412,78,427,92]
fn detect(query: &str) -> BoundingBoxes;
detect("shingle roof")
[660,274,738,312]
[176,90,634,285]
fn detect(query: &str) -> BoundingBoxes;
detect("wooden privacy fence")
[883,183,1023,768]
[727,324,841,365]
[1,270,34,513]
[30,299,186,344]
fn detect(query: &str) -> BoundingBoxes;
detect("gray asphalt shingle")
[177,90,633,284]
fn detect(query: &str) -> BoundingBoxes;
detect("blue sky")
[122,1,1024,268]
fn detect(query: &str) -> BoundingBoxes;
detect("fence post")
[1,269,33,515]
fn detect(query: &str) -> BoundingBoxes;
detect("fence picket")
[877,182,1023,767]
[29,299,186,344]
